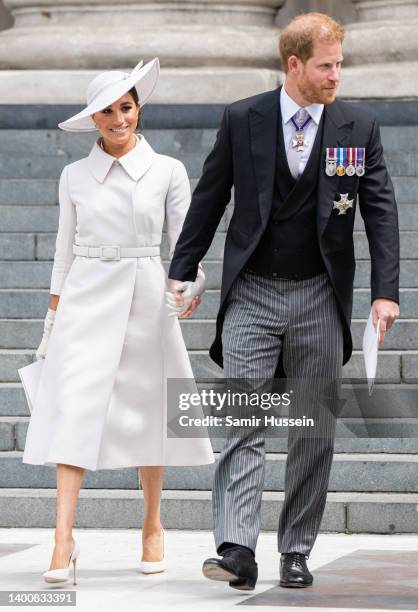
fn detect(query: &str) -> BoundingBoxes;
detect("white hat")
[58,57,160,132]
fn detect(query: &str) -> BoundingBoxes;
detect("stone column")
[0,0,286,103]
[0,0,12,31]
[341,0,418,98]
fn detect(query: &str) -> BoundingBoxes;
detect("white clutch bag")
[17,359,44,414]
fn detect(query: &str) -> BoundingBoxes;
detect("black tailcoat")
[168,87,400,368]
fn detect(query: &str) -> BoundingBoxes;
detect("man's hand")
[166,265,206,319]
[371,298,399,346]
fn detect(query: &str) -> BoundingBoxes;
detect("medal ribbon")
[358,147,364,169]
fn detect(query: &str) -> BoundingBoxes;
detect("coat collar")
[87,134,156,183]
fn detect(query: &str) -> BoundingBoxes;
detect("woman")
[22,57,214,584]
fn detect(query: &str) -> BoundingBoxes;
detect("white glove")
[165,264,206,318]
[35,308,56,360]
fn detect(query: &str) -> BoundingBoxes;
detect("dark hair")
[127,86,143,132]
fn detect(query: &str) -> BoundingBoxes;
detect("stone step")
[1,412,417,454]
[0,127,417,178]
[1,230,417,262]
[180,320,418,352]
[1,259,418,290]
[0,202,416,235]
[0,451,416,493]
[0,488,416,532]
[380,125,418,150]
[1,287,418,319]
[2,380,417,417]
[0,198,417,235]
[189,351,418,383]
[1,126,417,153]
[1,206,58,232]
[1,149,417,179]
[0,349,416,383]
[2,318,418,351]
[0,204,234,232]
[1,175,418,206]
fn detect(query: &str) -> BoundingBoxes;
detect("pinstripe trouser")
[213,269,344,556]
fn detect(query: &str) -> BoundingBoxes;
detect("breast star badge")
[333,193,354,216]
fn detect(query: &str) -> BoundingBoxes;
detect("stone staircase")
[0,117,417,532]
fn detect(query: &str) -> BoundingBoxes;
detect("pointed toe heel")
[140,527,165,574]
[43,539,80,585]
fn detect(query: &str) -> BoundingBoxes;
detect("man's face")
[295,40,343,105]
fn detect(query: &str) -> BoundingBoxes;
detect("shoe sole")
[202,563,256,591]
[229,578,256,591]
[202,563,238,582]
[279,580,313,588]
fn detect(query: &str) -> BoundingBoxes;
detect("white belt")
[73,244,160,261]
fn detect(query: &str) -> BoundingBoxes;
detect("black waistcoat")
[246,110,326,279]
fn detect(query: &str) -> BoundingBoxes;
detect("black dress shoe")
[202,546,258,591]
[279,552,313,588]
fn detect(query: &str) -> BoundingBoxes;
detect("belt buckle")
[100,245,120,261]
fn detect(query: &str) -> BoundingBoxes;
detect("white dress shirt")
[280,84,324,178]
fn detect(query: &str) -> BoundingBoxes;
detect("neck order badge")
[291,110,312,152]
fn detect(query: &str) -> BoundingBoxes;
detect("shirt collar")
[280,83,324,126]
[87,134,156,183]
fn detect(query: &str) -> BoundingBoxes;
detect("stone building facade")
[0,0,417,102]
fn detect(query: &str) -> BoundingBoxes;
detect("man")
[167,12,400,590]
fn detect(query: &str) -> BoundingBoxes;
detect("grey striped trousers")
[213,269,344,556]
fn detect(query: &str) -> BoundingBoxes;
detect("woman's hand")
[35,308,56,360]
[166,265,205,318]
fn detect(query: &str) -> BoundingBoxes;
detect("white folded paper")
[17,359,44,414]
[362,310,380,395]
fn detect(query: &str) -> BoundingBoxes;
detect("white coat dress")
[22,135,214,470]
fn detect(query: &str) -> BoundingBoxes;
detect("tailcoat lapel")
[249,88,280,230]
[317,102,354,238]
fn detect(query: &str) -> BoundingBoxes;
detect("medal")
[336,147,346,176]
[333,193,354,216]
[325,147,337,176]
[356,147,365,176]
[292,130,306,152]
[346,148,356,176]
[291,113,312,152]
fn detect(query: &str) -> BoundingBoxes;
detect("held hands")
[372,298,399,346]
[165,264,206,319]
[35,308,56,360]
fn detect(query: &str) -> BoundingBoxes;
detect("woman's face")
[92,92,139,148]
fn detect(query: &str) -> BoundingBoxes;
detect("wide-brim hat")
[58,57,160,132]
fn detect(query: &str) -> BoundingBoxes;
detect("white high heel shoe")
[140,528,166,574]
[43,539,80,585]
